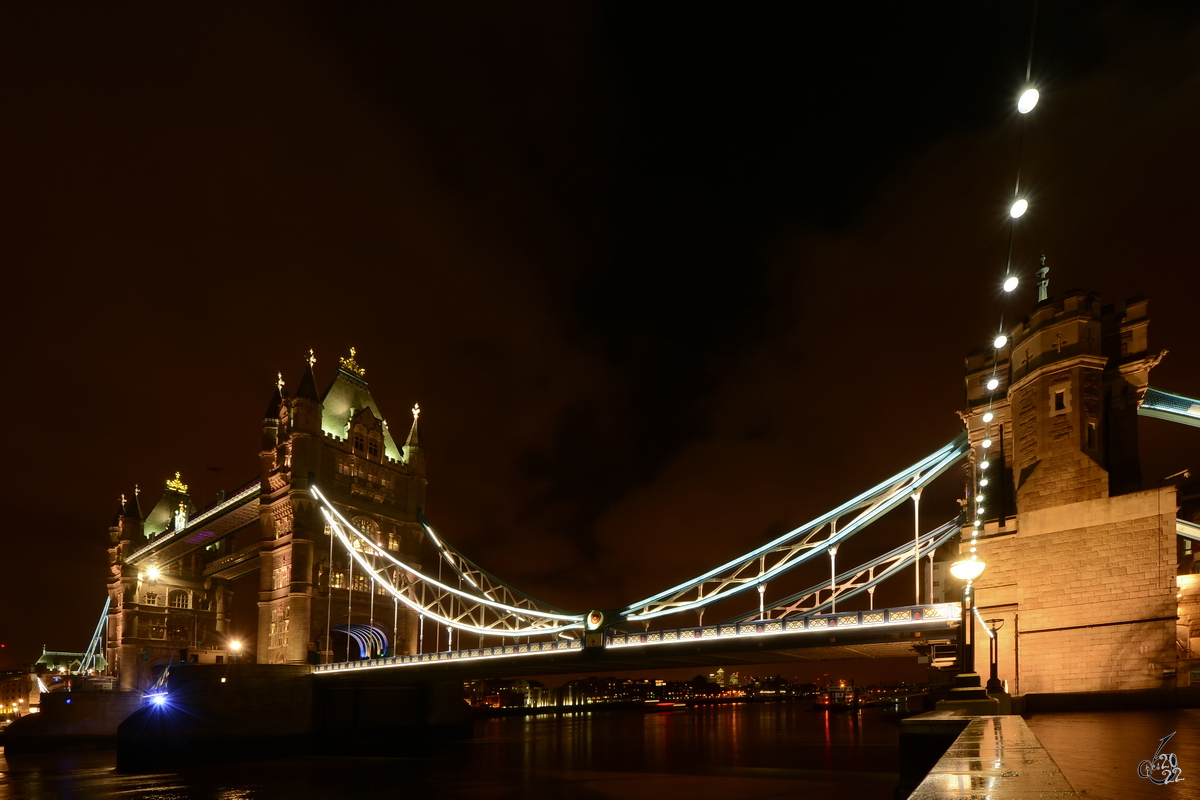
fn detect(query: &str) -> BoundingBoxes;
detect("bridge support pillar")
[115,665,472,771]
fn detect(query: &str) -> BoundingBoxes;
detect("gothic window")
[352,573,369,593]
[353,516,379,539]
[388,532,399,552]
[354,432,365,451]
[168,590,189,609]
[368,437,379,458]
[331,571,345,589]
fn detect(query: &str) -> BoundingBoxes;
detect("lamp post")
[229,639,242,664]
[949,559,986,693]
[985,618,1005,694]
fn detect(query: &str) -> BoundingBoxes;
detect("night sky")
[3,3,1198,680]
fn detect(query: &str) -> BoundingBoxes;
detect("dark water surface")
[0,704,901,799]
[1027,708,1200,800]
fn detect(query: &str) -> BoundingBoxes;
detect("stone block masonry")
[973,486,1178,695]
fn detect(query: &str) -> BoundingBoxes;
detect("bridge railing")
[313,638,584,674]
[606,603,960,650]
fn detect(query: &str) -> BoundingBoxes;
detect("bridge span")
[311,602,959,680]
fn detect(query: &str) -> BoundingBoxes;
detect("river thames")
[0,703,902,799]
[3,705,1197,799]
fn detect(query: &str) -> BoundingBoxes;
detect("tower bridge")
[45,288,1194,766]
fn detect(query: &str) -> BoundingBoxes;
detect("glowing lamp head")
[1017,87,1040,114]
[950,559,986,581]
[982,411,994,423]
[979,460,990,470]
[150,693,168,707]
[979,478,989,487]
[146,566,161,581]
[993,334,1007,349]
[1009,200,1028,220]
[981,438,992,449]
[986,378,1000,391]
[229,640,242,652]
[1003,277,1020,294]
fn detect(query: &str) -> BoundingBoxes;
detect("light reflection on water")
[0,704,902,800]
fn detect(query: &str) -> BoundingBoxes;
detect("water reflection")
[1,705,902,799]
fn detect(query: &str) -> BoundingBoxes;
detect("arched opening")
[331,623,389,661]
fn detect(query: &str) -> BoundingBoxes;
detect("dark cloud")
[1,3,1197,674]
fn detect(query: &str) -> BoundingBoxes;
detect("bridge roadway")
[311,603,959,681]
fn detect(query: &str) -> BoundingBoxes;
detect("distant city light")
[1017,88,1040,114]
[1009,200,1028,220]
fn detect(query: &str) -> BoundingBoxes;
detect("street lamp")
[949,559,986,678]
[229,640,242,664]
[985,618,1005,694]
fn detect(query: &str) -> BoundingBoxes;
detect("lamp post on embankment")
[985,618,1005,694]
[935,559,998,712]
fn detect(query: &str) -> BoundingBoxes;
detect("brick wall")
[971,487,1177,694]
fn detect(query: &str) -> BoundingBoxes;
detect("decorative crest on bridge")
[307,348,316,368]
[412,402,420,420]
[276,371,284,392]
[339,347,366,377]
[165,472,188,493]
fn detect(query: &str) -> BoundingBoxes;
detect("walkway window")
[168,590,189,609]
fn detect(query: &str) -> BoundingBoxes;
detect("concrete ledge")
[905,715,1080,799]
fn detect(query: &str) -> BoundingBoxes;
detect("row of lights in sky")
[958,85,1041,596]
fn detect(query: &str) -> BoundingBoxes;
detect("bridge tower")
[257,350,426,665]
[963,286,1178,695]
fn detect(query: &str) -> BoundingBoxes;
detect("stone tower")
[104,349,427,688]
[256,349,426,665]
[963,288,1178,695]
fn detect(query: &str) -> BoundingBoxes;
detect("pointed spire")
[124,490,142,521]
[295,349,320,401]
[403,402,425,471]
[405,403,421,449]
[264,376,283,421]
[1036,253,1049,302]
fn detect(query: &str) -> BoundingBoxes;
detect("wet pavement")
[908,715,1078,799]
[1028,708,1199,800]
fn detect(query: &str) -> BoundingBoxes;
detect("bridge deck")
[313,604,959,680]
[126,480,261,567]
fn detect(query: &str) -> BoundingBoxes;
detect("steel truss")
[623,434,970,623]
[725,519,961,622]
[1140,387,1200,429]
[313,487,584,639]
